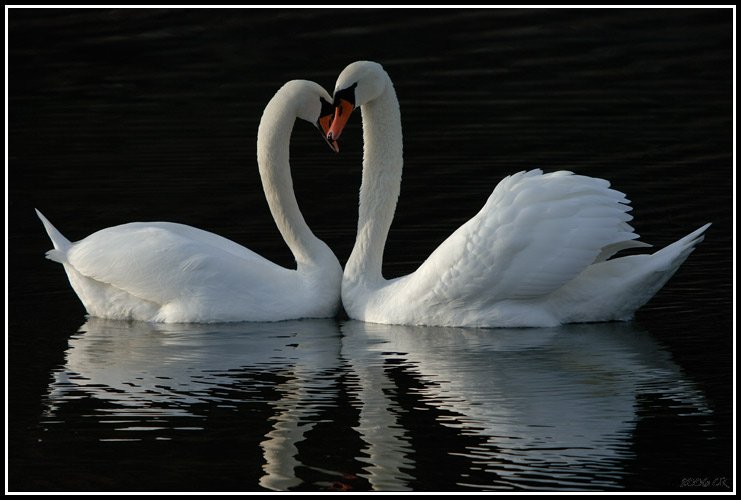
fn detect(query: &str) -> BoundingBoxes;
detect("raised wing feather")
[405,170,643,305]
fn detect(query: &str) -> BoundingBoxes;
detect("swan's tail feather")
[35,209,72,263]
[552,223,711,323]
[625,223,712,316]
[653,223,711,270]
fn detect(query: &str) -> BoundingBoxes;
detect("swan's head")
[327,61,389,142]
[278,80,339,153]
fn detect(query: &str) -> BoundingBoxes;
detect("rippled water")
[8,7,733,492]
[37,319,715,491]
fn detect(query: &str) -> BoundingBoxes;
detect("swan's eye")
[332,82,357,109]
[317,97,335,134]
[319,96,334,119]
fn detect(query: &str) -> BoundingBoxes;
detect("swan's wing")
[407,170,646,305]
[66,222,290,305]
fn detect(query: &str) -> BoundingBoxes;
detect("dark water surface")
[8,8,733,492]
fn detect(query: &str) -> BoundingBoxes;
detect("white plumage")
[329,61,710,328]
[37,80,342,323]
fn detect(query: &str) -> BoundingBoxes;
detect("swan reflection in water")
[45,318,342,491]
[44,318,711,491]
[340,321,711,490]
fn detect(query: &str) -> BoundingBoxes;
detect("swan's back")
[351,170,708,328]
[37,214,338,323]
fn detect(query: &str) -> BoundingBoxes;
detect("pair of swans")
[38,61,710,327]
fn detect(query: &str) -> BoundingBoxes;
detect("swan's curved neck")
[345,76,403,286]
[257,98,327,270]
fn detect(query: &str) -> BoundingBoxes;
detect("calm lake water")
[8,7,733,492]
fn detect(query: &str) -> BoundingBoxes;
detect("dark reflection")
[42,318,712,491]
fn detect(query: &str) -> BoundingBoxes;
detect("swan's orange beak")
[327,98,354,142]
[317,114,339,153]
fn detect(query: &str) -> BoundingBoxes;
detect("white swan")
[37,80,343,323]
[327,61,710,328]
